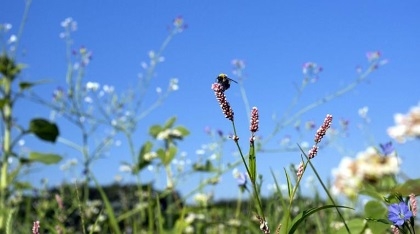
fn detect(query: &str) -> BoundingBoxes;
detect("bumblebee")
[216,73,237,91]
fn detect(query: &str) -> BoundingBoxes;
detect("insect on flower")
[216,73,237,91]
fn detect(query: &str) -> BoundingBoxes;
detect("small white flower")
[358,106,369,118]
[141,62,148,69]
[103,85,114,93]
[61,17,73,28]
[169,78,179,91]
[195,149,205,155]
[156,87,162,94]
[148,50,155,59]
[143,152,157,161]
[84,96,93,103]
[111,119,117,126]
[8,35,17,44]
[3,23,12,32]
[119,164,132,173]
[86,82,100,91]
[114,175,123,182]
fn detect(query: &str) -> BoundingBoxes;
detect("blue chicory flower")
[388,202,412,226]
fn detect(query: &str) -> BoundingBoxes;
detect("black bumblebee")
[216,73,237,91]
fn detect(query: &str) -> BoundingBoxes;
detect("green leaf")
[364,200,387,218]
[29,152,62,164]
[162,146,177,166]
[149,125,163,138]
[174,126,190,137]
[392,178,420,195]
[284,169,293,199]
[14,181,33,190]
[360,183,385,200]
[19,81,35,91]
[0,98,9,109]
[193,160,215,172]
[365,218,392,225]
[19,80,50,91]
[288,205,353,234]
[157,148,165,161]
[92,176,122,234]
[248,141,256,182]
[29,118,59,143]
[163,116,177,129]
[334,219,365,234]
[366,219,390,234]
[135,141,153,173]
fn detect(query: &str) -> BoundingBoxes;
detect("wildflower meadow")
[1,1,419,234]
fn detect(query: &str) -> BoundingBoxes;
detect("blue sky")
[1,1,420,200]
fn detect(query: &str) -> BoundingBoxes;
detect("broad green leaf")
[29,152,62,164]
[163,116,177,129]
[366,220,390,234]
[335,219,365,234]
[161,146,177,166]
[392,179,420,195]
[174,126,190,137]
[29,118,59,143]
[135,141,153,172]
[149,125,163,138]
[156,148,165,161]
[288,205,353,234]
[360,183,385,200]
[364,200,387,218]
[364,199,395,234]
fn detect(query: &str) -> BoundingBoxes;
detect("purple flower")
[380,142,394,156]
[302,62,322,82]
[366,51,381,62]
[236,172,247,187]
[388,202,412,226]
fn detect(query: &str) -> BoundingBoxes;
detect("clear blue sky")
[2,1,420,200]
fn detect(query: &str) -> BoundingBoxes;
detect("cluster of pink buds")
[314,114,333,144]
[212,83,234,121]
[32,221,40,234]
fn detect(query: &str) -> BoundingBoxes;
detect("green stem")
[0,75,12,230]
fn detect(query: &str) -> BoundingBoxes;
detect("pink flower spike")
[308,145,319,159]
[32,221,40,234]
[314,114,333,144]
[296,162,304,179]
[212,83,234,121]
[410,193,417,217]
[250,107,259,133]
